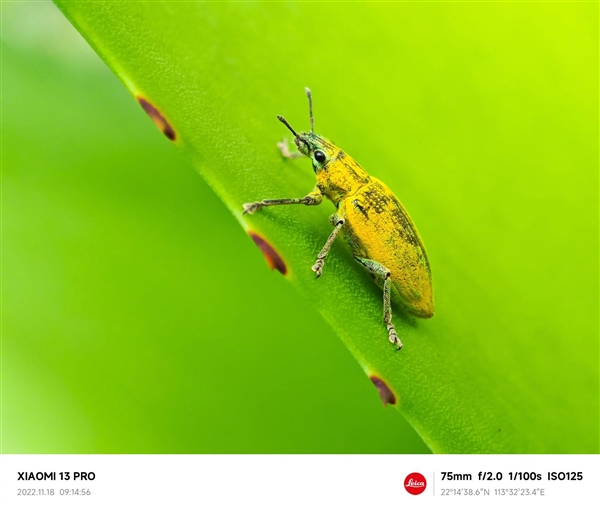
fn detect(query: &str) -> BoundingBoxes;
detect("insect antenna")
[305,87,314,133]
[277,115,299,136]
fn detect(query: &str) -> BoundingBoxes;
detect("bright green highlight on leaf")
[53,1,598,453]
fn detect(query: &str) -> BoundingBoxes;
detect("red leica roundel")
[404,472,427,495]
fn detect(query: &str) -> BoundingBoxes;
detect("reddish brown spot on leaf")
[137,97,176,141]
[370,376,396,407]
[248,232,287,275]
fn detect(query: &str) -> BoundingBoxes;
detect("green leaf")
[54,1,598,453]
[4,1,427,454]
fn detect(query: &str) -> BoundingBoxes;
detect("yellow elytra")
[243,88,433,349]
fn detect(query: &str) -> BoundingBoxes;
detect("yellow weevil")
[243,88,433,349]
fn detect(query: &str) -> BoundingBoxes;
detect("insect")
[243,88,433,349]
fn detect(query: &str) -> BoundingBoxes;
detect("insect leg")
[353,257,402,350]
[243,186,322,215]
[311,213,345,278]
[277,138,305,159]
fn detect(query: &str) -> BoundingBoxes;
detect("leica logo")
[404,472,427,495]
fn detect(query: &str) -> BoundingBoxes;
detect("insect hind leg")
[353,256,402,350]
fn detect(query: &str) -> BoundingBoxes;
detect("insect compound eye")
[314,150,326,163]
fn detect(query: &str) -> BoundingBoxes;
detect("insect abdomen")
[342,179,434,318]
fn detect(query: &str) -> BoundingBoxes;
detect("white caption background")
[1,454,597,512]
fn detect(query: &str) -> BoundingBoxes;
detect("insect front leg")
[353,257,402,350]
[277,138,305,159]
[312,213,345,278]
[243,186,322,215]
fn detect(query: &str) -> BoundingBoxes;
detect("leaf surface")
[55,1,599,452]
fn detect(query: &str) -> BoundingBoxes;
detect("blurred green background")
[3,0,598,454]
[2,1,428,453]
